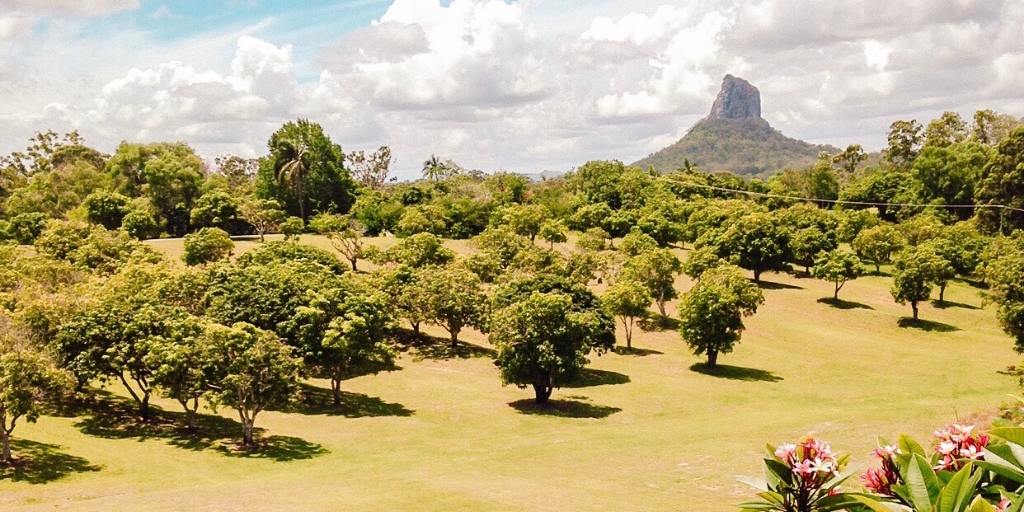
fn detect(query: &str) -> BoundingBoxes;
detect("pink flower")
[775,443,797,462]
[872,444,900,459]
[997,498,1012,512]
[793,459,816,477]
[862,468,894,496]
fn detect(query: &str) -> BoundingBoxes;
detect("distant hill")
[633,75,837,175]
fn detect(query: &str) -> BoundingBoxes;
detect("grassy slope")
[0,235,1017,511]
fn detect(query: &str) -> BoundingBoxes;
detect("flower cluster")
[861,444,901,496]
[934,423,989,471]
[774,438,840,487]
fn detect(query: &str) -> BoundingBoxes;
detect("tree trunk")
[533,373,553,404]
[0,429,10,464]
[350,258,358,272]
[657,291,667,318]
[297,181,306,222]
[707,349,719,367]
[753,269,762,283]
[239,410,255,446]
[411,321,420,334]
[805,264,810,275]
[939,283,946,303]
[875,262,881,273]
[625,318,633,349]
[140,394,150,421]
[834,281,840,300]
[331,375,342,406]
[449,329,459,349]
[912,302,919,320]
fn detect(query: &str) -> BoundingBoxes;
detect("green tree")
[789,226,835,274]
[713,212,790,282]
[106,142,204,236]
[918,239,958,303]
[421,154,448,182]
[678,264,764,367]
[976,127,1024,233]
[310,213,365,271]
[911,142,988,220]
[681,245,724,281]
[258,119,354,220]
[602,279,651,348]
[145,315,210,430]
[280,216,304,240]
[190,190,245,234]
[924,111,968,148]
[832,144,867,175]
[121,207,161,240]
[622,248,681,318]
[576,227,610,251]
[0,335,71,464]
[55,300,184,419]
[983,235,1024,351]
[852,224,905,273]
[496,204,550,243]
[537,219,567,249]
[811,250,864,300]
[378,233,454,268]
[183,227,234,266]
[884,119,923,169]
[83,190,132,230]
[490,291,614,403]
[620,229,658,257]
[202,322,303,446]
[890,247,947,320]
[420,265,488,347]
[9,212,48,245]
[238,198,285,242]
[316,287,395,404]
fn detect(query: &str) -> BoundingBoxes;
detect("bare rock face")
[707,74,761,120]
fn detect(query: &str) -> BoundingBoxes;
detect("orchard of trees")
[1,109,1024,468]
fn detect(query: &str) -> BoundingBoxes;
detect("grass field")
[1,235,1018,511]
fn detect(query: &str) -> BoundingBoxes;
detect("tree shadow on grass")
[932,300,981,310]
[897,317,961,332]
[638,316,679,331]
[756,280,803,290]
[689,363,783,382]
[392,329,495,361]
[613,346,663,356]
[74,392,325,462]
[279,383,414,418]
[0,440,101,484]
[817,297,874,310]
[215,436,328,462]
[508,397,621,419]
[564,368,631,388]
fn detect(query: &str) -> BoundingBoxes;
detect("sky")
[1,0,1023,179]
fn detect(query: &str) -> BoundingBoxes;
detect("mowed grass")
[1,235,1018,511]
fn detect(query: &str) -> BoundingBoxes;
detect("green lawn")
[1,236,1018,511]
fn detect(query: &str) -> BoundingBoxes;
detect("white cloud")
[2,0,1024,178]
[1,0,140,17]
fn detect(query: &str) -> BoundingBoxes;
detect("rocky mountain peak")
[707,74,761,120]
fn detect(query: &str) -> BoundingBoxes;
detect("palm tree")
[422,154,444,182]
[274,138,310,220]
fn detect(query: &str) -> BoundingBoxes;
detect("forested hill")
[633,74,837,175]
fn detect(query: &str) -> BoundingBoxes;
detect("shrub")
[281,216,304,240]
[182,227,234,266]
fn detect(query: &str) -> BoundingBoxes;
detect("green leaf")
[991,428,1024,447]
[905,453,941,511]
[936,462,979,512]
[966,495,997,512]
[851,495,911,512]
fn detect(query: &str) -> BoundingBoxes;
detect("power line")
[663,178,1024,213]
